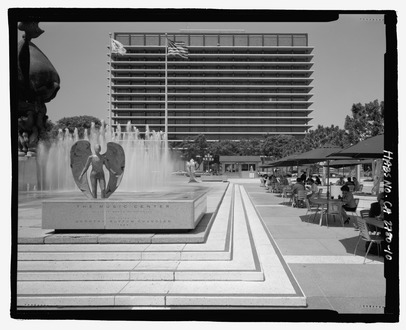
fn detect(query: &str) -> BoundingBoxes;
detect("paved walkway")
[236,179,385,314]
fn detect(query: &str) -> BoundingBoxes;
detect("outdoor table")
[309,198,329,224]
[329,185,342,198]
[310,198,343,226]
[365,217,384,229]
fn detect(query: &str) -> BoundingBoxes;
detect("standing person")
[345,177,355,187]
[281,175,289,186]
[339,185,357,224]
[314,175,321,185]
[300,170,307,182]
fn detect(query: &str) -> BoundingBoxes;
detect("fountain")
[39,121,208,231]
[37,121,174,192]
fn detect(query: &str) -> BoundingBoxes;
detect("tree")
[207,140,239,156]
[177,134,208,168]
[237,138,262,155]
[50,115,102,140]
[302,125,348,149]
[344,99,384,144]
[38,119,56,145]
[259,135,301,160]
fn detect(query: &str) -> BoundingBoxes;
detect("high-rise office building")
[108,32,313,142]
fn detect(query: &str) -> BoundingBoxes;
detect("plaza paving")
[15,178,386,315]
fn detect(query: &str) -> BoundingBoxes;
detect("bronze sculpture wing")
[103,142,125,198]
[70,140,93,199]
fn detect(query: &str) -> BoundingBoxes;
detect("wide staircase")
[17,183,306,309]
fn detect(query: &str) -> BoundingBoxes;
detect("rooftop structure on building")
[107,31,314,142]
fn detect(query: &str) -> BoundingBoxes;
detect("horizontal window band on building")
[111,63,315,70]
[114,32,308,45]
[111,100,313,104]
[111,68,314,73]
[117,45,314,53]
[111,91,314,96]
[112,110,313,115]
[111,77,313,84]
[112,95,312,101]
[110,55,314,61]
[111,82,312,87]
[116,122,313,126]
[112,115,313,120]
[111,56,313,63]
[111,126,310,133]
[111,85,314,91]
[112,104,312,108]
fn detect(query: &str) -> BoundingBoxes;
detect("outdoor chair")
[349,185,355,192]
[320,201,344,227]
[347,198,360,218]
[283,186,293,205]
[357,184,364,192]
[305,198,321,223]
[316,188,323,198]
[354,217,384,263]
[360,209,370,218]
[294,190,307,208]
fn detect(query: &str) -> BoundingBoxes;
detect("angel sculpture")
[186,158,199,183]
[70,141,125,199]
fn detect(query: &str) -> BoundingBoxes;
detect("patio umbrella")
[325,159,372,168]
[324,159,373,182]
[329,134,384,159]
[270,145,355,196]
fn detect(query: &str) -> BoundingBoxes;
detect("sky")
[14,12,386,130]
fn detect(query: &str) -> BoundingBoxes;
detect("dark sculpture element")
[17,22,60,155]
[70,141,125,199]
[186,159,199,183]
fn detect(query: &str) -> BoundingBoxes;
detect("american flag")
[111,39,127,55]
[167,39,189,59]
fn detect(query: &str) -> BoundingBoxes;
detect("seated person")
[259,175,265,187]
[314,175,321,185]
[281,175,289,186]
[352,177,360,191]
[336,177,345,185]
[367,192,385,242]
[306,179,319,198]
[292,178,305,206]
[369,192,384,219]
[292,178,305,194]
[340,185,357,224]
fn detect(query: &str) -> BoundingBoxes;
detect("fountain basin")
[42,189,207,231]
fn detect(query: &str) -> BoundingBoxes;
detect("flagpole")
[164,33,168,141]
[108,33,113,136]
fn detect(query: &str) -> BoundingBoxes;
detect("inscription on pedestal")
[42,193,207,231]
[43,201,105,230]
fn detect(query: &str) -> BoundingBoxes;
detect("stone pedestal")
[42,191,207,231]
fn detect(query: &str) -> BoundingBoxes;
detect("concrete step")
[17,184,306,308]
[17,184,263,282]
[18,184,234,262]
